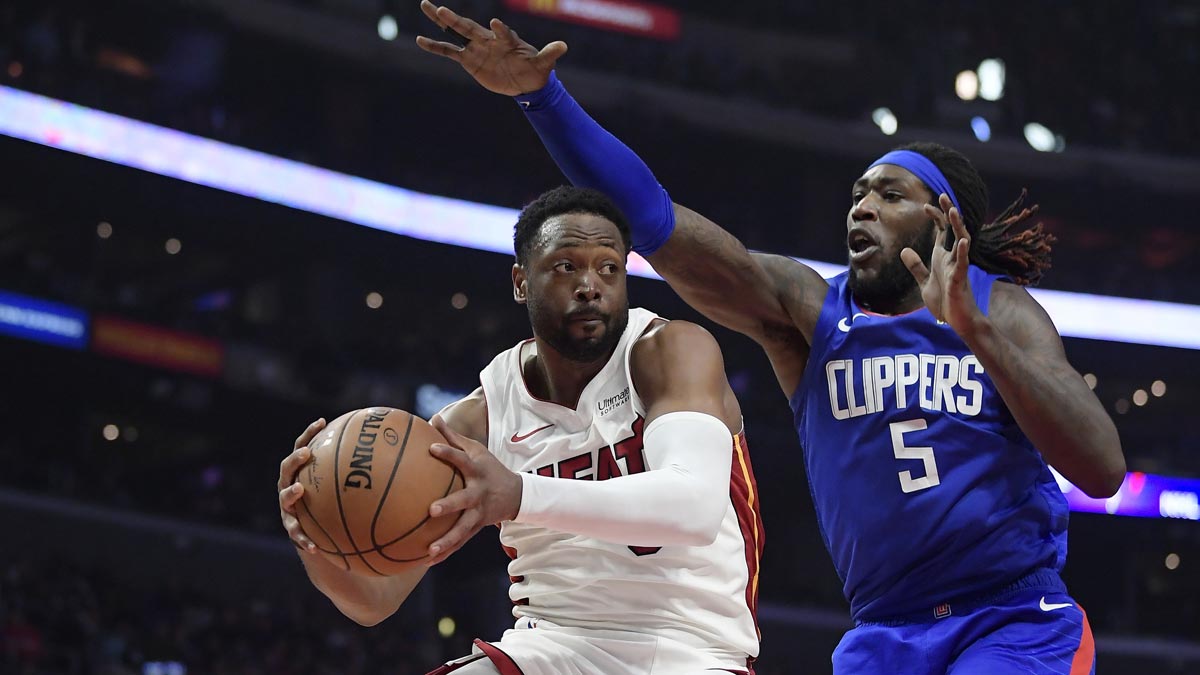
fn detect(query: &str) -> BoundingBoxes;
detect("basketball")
[294,407,464,576]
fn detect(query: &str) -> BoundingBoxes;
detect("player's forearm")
[960,316,1125,497]
[298,550,421,626]
[517,72,675,255]
[514,412,733,547]
[516,77,791,338]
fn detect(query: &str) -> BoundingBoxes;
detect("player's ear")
[512,264,528,304]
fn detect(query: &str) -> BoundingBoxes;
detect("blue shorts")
[833,570,1095,675]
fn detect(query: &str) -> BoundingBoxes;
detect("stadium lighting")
[366,291,383,309]
[872,107,898,136]
[1152,380,1166,397]
[6,85,1200,350]
[970,116,991,142]
[978,58,1005,101]
[377,14,399,41]
[1024,123,1057,152]
[955,70,979,101]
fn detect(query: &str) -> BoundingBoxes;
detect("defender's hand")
[423,415,523,565]
[902,193,982,333]
[415,1,567,96]
[279,417,325,554]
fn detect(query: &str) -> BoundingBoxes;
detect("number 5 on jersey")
[890,419,940,493]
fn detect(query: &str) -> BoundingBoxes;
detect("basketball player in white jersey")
[278,186,765,674]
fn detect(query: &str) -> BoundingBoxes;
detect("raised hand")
[901,193,983,333]
[279,417,325,554]
[423,415,523,565]
[415,1,568,96]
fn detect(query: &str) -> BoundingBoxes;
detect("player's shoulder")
[985,277,1045,324]
[434,386,488,446]
[633,318,721,358]
[630,319,724,386]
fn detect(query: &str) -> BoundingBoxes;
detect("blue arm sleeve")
[515,72,675,256]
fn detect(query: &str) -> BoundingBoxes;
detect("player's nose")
[851,195,880,223]
[573,273,601,301]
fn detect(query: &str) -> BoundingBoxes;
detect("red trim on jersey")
[517,339,581,411]
[729,430,764,641]
[475,639,527,675]
[423,641,527,675]
[424,654,488,674]
[500,544,527,592]
[1069,604,1096,674]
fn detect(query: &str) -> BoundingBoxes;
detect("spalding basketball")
[294,407,464,576]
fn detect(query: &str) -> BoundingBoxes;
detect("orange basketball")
[294,407,464,576]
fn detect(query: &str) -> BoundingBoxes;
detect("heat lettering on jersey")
[528,416,647,480]
[824,353,985,420]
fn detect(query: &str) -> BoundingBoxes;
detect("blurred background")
[0,0,1198,673]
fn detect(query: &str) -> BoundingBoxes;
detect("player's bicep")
[654,204,823,345]
[751,252,829,345]
[434,387,488,447]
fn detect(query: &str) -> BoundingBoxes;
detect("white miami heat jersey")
[478,308,764,661]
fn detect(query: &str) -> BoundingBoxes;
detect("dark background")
[0,0,1197,673]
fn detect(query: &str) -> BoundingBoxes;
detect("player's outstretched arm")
[279,419,426,626]
[904,197,1126,497]
[415,2,826,394]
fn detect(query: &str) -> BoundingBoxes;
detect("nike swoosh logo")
[520,101,531,109]
[1039,597,1073,612]
[510,423,553,443]
[837,312,869,333]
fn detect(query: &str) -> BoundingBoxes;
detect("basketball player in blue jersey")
[415,3,1126,673]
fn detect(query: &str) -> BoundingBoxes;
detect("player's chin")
[847,263,877,285]
[564,335,611,362]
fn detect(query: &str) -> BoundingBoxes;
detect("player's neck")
[524,338,614,409]
[855,286,925,316]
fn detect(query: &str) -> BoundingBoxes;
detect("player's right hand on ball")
[415,1,568,96]
[279,417,325,554]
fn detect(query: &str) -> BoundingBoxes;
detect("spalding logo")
[343,412,388,490]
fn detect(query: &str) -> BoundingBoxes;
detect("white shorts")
[426,619,754,675]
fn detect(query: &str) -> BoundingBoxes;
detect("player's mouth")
[847,228,880,264]
[567,310,605,329]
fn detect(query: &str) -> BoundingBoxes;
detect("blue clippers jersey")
[791,266,1069,622]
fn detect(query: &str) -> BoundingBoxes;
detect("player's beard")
[848,222,936,312]
[528,298,630,364]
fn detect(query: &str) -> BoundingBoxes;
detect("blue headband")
[868,150,961,212]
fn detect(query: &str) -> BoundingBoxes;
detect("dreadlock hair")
[896,142,1056,286]
[513,186,633,266]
